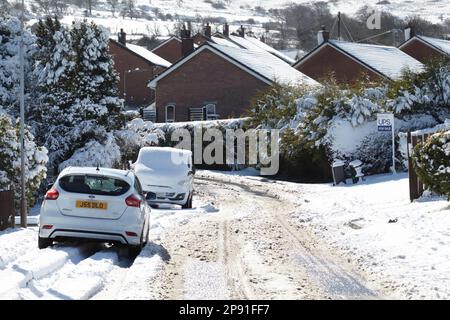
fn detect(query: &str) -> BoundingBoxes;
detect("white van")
[133,147,194,208]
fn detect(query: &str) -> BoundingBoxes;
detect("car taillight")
[125,194,141,207]
[42,225,53,229]
[126,231,138,237]
[45,187,59,200]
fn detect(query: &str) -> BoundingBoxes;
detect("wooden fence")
[0,190,14,231]
[407,131,430,202]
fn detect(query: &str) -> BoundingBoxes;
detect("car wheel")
[128,232,144,257]
[38,236,52,249]
[182,193,192,209]
[188,194,193,209]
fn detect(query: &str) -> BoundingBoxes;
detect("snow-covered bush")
[59,132,121,171]
[0,113,48,208]
[115,118,166,163]
[387,59,450,118]
[413,130,450,199]
[249,61,449,179]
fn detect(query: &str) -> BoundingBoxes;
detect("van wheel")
[182,193,193,209]
[38,237,52,249]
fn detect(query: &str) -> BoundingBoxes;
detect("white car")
[39,167,151,256]
[133,147,194,208]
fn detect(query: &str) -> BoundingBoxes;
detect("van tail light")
[45,187,59,200]
[125,194,142,207]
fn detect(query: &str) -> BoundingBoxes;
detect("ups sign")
[377,113,393,132]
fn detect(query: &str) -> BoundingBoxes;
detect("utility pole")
[337,11,341,40]
[19,0,27,228]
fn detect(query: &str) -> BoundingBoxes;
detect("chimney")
[404,25,415,41]
[238,25,245,37]
[180,25,194,57]
[223,23,229,37]
[204,22,212,38]
[317,26,329,45]
[118,28,126,45]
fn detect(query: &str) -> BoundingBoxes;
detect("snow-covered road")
[1,170,448,300]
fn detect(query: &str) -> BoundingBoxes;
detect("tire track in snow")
[0,245,89,299]
[200,172,379,299]
[219,220,254,299]
[273,213,378,299]
[18,246,123,300]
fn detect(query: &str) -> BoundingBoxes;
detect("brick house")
[398,27,450,63]
[151,36,183,64]
[293,28,424,84]
[149,31,318,123]
[109,30,171,108]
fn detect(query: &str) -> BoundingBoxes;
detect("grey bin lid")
[349,160,363,167]
[332,159,345,168]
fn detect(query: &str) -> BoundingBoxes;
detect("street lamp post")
[19,0,27,228]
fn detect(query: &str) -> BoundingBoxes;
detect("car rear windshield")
[59,175,130,196]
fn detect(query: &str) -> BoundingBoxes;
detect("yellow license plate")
[76,200,108,210]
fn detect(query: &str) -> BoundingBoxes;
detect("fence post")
[407,132,417,202]
[0,190,15,231]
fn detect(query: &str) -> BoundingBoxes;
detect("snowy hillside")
[25,0,449,38]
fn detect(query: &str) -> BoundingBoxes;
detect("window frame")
[165,104,175,123]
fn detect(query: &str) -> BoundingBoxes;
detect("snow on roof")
[329,40,424,80]
[207,42,319,86]
[211,36,240,48]
[227,35,295,64]
[125,43,172,68]
[244,36,296,64]
[149,42,319,89]
[418,36,450,55]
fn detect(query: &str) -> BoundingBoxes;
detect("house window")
[203,103,218,120]
[165,104,175,123]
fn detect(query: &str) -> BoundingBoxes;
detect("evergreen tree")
[0,16,35,118]
[0,113,48,209]
[32,18,124,170]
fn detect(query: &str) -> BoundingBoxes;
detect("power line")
[341,17,354,42]
[357,29,393,43]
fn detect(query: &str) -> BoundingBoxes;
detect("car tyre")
[38,236,52,249]
[128,232,144,257]
[182,193,193,209]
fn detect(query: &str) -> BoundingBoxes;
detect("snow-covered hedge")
[413,130,450,199]
[249,60,450,178]
[0,113,48,208]
[115,118,166,163]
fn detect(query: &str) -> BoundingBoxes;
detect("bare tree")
[120,0,137,20]
[106,0,119,17]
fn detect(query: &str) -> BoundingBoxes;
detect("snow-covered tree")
[0,16,35,118]
[31,18,124,170]
[0,112,48,208]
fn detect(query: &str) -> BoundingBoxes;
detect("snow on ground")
[1,169,448,299]
[0,195,218,300]
[200,170,450,299]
